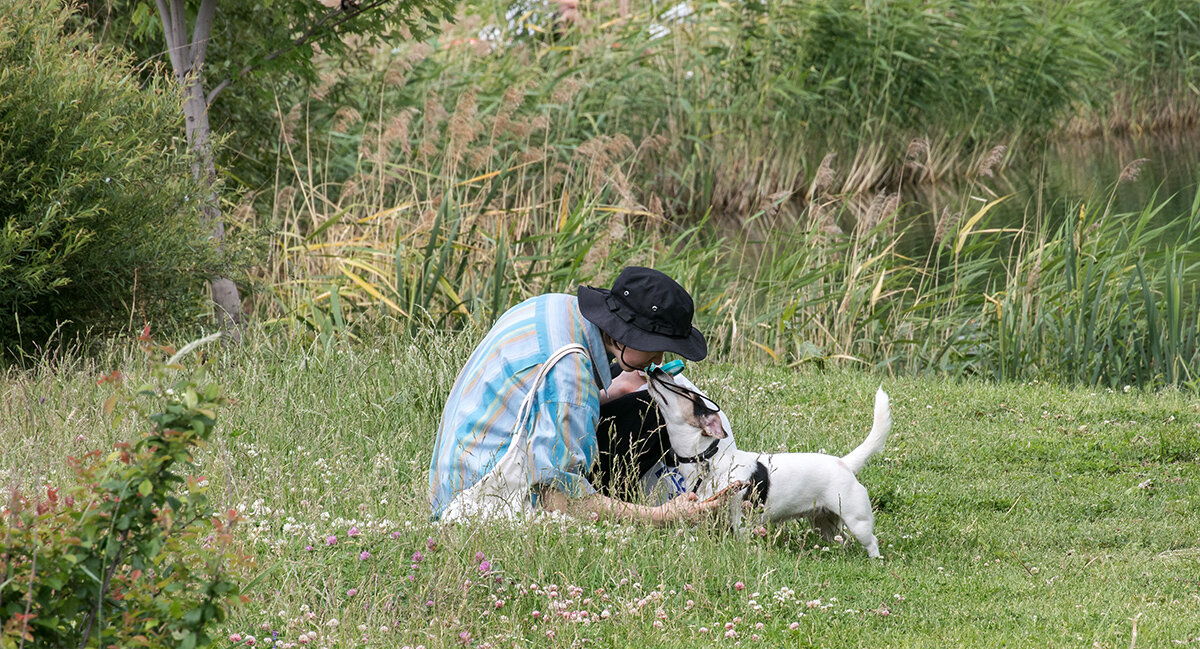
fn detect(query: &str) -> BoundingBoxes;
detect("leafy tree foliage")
[78,0,455,190]
[0,2,220,357]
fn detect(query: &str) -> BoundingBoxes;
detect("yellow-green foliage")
[0,2,218,356]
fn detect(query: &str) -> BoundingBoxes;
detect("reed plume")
[808,152,837,200]
[1118,158,1149,183]
[977,145,1008,178]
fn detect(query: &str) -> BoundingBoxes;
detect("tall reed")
[242,0,1199,390]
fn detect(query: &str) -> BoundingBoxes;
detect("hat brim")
[578,286,708,361]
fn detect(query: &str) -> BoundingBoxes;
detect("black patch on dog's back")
[747,461,770,505]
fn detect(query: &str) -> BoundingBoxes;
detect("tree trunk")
[159,0,244,343]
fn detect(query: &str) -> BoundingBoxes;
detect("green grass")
[3,330,1199,647]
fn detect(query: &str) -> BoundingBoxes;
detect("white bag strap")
[513,343,589,438]
[508,343,588,484]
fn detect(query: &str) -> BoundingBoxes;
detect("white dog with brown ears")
[644,369,892,557]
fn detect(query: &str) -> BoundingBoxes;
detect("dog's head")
[645,368,727,453]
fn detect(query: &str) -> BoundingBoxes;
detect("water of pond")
[900,130,1200,255]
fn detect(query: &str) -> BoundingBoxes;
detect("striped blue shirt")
[428,294,612,520]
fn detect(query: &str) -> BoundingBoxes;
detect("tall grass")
[270,0,1165,227]
[253,98,1200,389]
[232,0,1200,390]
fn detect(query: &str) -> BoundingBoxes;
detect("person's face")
[609,341,664,372]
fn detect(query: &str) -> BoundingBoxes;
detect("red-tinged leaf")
[103,394,119,415]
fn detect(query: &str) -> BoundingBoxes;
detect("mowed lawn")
[3,332,1199,648]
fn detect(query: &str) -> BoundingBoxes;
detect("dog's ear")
[698,412,727,439]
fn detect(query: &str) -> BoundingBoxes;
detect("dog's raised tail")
[840,386,891,475]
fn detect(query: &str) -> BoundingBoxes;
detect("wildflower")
[245,636,257,646]
[326,619,338,627]
[349,526,361,537]
[476,551,486,562]
[699,627,709,634]
[734,582,745,591]
[754,526,767,537]
[304,545,313,552]
[725,630,737,639]
[427,537,439,551]
[751,634,761,641]
[725,623,735,631]
[755,623,764,630]
[230,634,243,643]
[532,610,541,618]
[478,559,491,574]
[653,621,663,629]
[325,535,337,545]
[412,551,424,563]
[458,631,471,644]
[600,609,611,619]
[790,622,800,630]
[359,550,371,560]
[495,599,505,609]
[426,600,435,607]
[392,531,402,539]
[685,600,695,610]
[347,588,358,597]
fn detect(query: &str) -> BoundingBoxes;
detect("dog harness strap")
[661,439,720,467]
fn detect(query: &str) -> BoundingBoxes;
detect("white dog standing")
[644,369,892,557]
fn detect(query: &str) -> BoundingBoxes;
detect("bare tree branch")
[170,0,188,72]
[154,0,185,77]
[191,0,218,72]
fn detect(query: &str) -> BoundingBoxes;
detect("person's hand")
[600,370,647,403]
[652,491,726,526]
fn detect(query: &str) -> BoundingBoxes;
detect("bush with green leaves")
[0,2,221,357]
[0,331,248,648]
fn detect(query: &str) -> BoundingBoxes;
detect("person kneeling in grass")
[429,266,727,525]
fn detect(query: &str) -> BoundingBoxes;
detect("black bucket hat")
[578,267,708,361]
